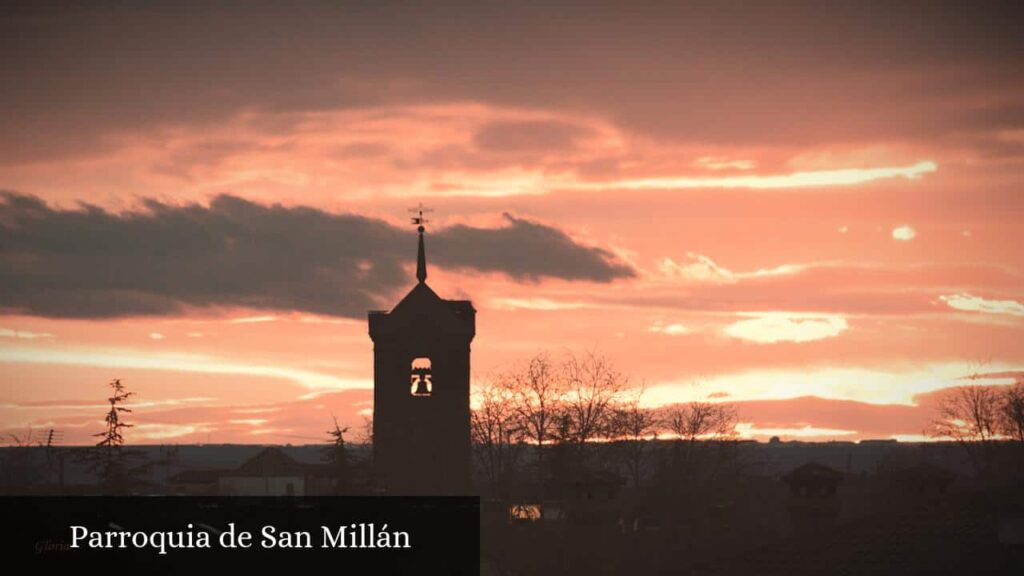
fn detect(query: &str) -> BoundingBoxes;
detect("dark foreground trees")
[471,379,524,488]
[1000,378,1024,443]
[662,400,738,481]
[930,372,1024,476]
[471,350,739,489]
[609,388,659,488]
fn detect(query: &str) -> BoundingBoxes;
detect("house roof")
[782,462,843,484]
[221,447,308,477]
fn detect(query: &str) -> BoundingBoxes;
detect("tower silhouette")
[368,210,476,494]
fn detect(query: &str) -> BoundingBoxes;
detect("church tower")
[368,208,475,494]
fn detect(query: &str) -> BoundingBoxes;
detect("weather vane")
[409,202,433,232]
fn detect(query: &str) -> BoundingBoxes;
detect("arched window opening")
[410,357,432,396]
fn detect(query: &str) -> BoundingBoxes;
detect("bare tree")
[4,427,35,447]
[500,353,562,480]
[664,401,738,443]
[358,415,374,445]
[609,387,659,488]
[662,401,738,470]
[561,350,628,452]
[931,382,1002,474]
[471,379,524,487]
[932,385,1001,442]
[999,377,1024,443]
[494,349,634,482]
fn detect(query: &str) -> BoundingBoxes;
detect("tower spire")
[409,203,433,284]
[416,226,427,283]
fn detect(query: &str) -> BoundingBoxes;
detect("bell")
[411,370,432,396]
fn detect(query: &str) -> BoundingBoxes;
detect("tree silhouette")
[662,400,738,480]
[322,416,351,493]
[359,415,374,445]
[471,379,523,487]
[931,377,1001,475]
[609,388,659,488]
[96,379,133,448]
[498,352,563,482]
[89,379,138,492]
[560,350,628,452]
[1000,377,1024,444]
[4,426,35,447]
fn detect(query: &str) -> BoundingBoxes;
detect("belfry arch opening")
[410,357,432,396]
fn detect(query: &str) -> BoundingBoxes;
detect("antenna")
[46,429,64,447]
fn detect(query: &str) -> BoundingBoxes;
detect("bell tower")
[368,206,476,494]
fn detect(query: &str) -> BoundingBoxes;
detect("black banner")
[2,496,479,574]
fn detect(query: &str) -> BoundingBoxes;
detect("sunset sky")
[2,1,1022,445]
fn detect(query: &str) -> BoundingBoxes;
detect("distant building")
[167,447,343,496]
[782,462,843,497]
[368,212,476,495]
[218,447,310,496]
[783,462,843,534]
[483,466,626,527]
[549,468,625,526]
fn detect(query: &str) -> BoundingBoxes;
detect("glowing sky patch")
[0,346,370,392]
[889,434,955,443]
[940,293,1024,317]
[250,428,292,436]
[575,161,937,191]
[695,156,756,171]
[734,422,857,440]
[724,313,848,344]
[0,328,54,340]
[487,298,594,311]
[658,253,806,284]
[649,322,691,336]
[892,225,917,241]
[230,316,278,324]
[132,423,213,441]
[640,362,1020,407]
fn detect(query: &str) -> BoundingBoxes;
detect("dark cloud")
[1,1,1021,164]
[435,213,633,282]
[0,192,634,319]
